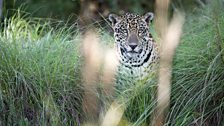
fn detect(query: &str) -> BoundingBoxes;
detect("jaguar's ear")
[108,14,121,27]
[143,12,154,24]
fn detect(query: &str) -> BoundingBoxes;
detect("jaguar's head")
[109,12,154,65]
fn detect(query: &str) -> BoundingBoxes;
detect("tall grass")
[0,14,83,125]
[167,1,224,125]
[0,1,224,125]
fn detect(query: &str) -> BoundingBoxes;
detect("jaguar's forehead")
[109,12,153,28]
[119,13,146,29]
[122,13,141,20]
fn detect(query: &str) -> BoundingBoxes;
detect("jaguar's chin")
[127,50,138,54]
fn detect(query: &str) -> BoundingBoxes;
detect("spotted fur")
[109,12,159,86]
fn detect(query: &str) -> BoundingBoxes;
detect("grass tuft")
[0,13,82,125]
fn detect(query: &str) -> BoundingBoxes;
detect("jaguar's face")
[109,12,154,64]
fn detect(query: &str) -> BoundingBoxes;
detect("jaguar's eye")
[123,29,127,33]
[122,29,128,36]
[138,29,143,35]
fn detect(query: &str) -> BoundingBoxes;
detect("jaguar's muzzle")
[126,33,142,54]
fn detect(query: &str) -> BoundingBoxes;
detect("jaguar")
[108,12,159,86]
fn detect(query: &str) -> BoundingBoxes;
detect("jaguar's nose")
[128,33,138,50]
[129,44,138,50]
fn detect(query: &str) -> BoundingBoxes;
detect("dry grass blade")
[81,30,103,123]
[155,0,170,38]
[81,29,119,125]
[101,101,125,126]
[154,0,185,125]
[155,12,185,126]
[101,48,118,97]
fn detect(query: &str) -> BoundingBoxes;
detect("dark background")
[1,0,207,22]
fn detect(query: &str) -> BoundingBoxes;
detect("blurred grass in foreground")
[0,1,224,125]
